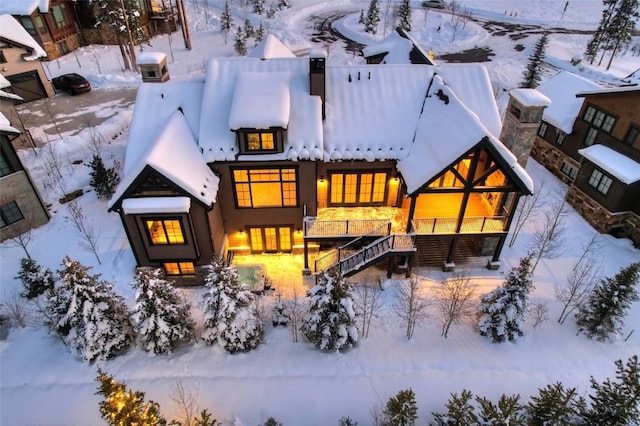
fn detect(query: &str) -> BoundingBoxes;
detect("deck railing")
[304,218,391,238]
[412,216,507,234]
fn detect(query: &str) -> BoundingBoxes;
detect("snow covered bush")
[201,257,263,353]
[575,261,640,341]
[301,271,358,352]
[131,268,195,354]
[476,255,534,343]
[15,257,54,300]
[46,256,133,362]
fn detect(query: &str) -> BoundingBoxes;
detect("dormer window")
[238,129,284,154]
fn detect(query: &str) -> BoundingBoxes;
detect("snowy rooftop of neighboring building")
[248,34,296,59]
[136,52,167,65]
[536,71,601,134]
[0,112,21,135]
[510,88,551,107]
[363,30,415,64]
[576,85,640,96]
[0,14,47,60]
[579,144,640,184]
[0,0,48,15]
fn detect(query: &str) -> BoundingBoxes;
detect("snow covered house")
[0,14,54,102]
[109,47,533,283]
[531,71,640,247]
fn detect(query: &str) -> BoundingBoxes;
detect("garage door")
[6,71,47,102]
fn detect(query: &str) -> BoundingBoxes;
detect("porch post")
[387,256,394,279]
[303,240,311,275]
[406,194,417,234]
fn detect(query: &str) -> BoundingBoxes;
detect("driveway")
[15,86,138,147]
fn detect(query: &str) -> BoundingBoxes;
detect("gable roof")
[0,14,47,60]
[248,34,296,59]
[397,75,532,195]
[536,71,601,134]
[0,0,49,15]
[579,144,640,184]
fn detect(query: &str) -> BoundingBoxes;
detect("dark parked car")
[51,73,91,95]
[422,0,447,8]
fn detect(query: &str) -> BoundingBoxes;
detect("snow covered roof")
[510,88,551,107]
[536,71,601,134]
[0,0,49,15]
[0,74,23,101]
[229,72,291,130]
[200,57,322,162]
[248,34,296,59]
[397,76,533,195]
[363,30,414,64]
[576,85,640,96]
[109,81,219,209]
[122,197,191,214]
[136,52,167,65]
[579,144,640,184]
[0,112,21,135]
[0,14,47,60]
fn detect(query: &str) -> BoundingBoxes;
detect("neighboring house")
[0,14,54,102]
[0,1,178,60]
[109,43,532,283]
[531,71,640,247]
[0,75,50,242]
[363,27,435,65]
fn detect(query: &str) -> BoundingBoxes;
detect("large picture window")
[0,201,24,228]
[587,169,613,195]
[233,168,297,208]
[329,171,387,205]
[145,219,185,244]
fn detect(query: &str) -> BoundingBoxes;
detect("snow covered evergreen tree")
[15,258,54,300]
[201,257,263,353]
[277,0,292,9]
[384,388,418,426]
[476,255,535,343]
[234,26,247,56]
[585,355,640,425]
[243,19,255,38]
[47,256,133,362]
[359,9,365,24]
[272,292,288,327]
[365,0,381,34]
[88,154,119,200]
[431,389,478,425]
[255,23,265,45]
[398,0,412,32]
[521,33,549,88]
[252,0,265,15]
[526,382,586,425]
[131,268,195,355]
[96,368,168,425]
[301,271,358,352]
[476,394,525,425]
[575,261,640,341]
[601,0,640,70]
[220,0,233,44]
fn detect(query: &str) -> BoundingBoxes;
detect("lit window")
[233,168,297,208]
[164,262,195,276]
[537,123,548,138]
[245,132,275,151]
[329,172,388,205]
[587,169,613,195]
[145,219,185,244]
[0,201,24,228]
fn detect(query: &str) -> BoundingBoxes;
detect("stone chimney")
[309,49,327,119]
[499,88,550,166]
[136,52,170,83]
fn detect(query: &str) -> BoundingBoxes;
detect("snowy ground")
[1,1,640,424]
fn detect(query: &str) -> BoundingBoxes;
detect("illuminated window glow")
[330,172,387,205]
[233,168,297,208]
[145,219,185,244]
[246,132,275,151]
[164,262,195,276]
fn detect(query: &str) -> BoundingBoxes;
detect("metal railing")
[327,234,416,276]
[304,218,391,238]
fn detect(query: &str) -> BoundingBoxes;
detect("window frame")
[163,262,195,276]
[624,125,639,145]
[584,127,598,146]
[328,170,389,206]
[143,217,187,245]
[587,168,613,195]
[582,104,617,134]
[560,162,577,180]
[537,122,548,138]
[0,201,24,228]
[0,149,16,177]
[231,167,298,209]
[237,129,284,154]
[555,129,566,145]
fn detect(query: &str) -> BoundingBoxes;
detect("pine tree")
[431,389,478,425]
[277,0,292,9]
[220,0,233,44]
[194,409,220,426]
[16,258,54,300]
[365,0,381,34]
[201,257,263,353]
[521,33,549,88]
[384,388,418,426]
[255,23,266,45]
[477,255,535,343]
[46,256,133,362]
[602,0,640,70]
[585,0,617,64]
[476,394,525,425]
[132,268,195,354]
[252,0,265,15]
[359,9,365,24]
[526,382,586,425]
[89,154,120,200]
[96,368,168,425]
[272,292,288,327]
[585,355,640,425]
[244,19,255,38]
[398,0,412,32]
[301,271,358,352]
[234,26,248,56]
[575,261,640,341]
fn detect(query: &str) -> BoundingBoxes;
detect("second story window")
[537,123,548,138]
[583,105,616,133]
[20,17,37,36]
[247,132,274,151]
[238,129,284,154]
[145,218,185,245]
[556,130,566,145]
[0,201,24,228]
[624,125,639,145]
[587,169,613,195]
[52,4,70,28]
